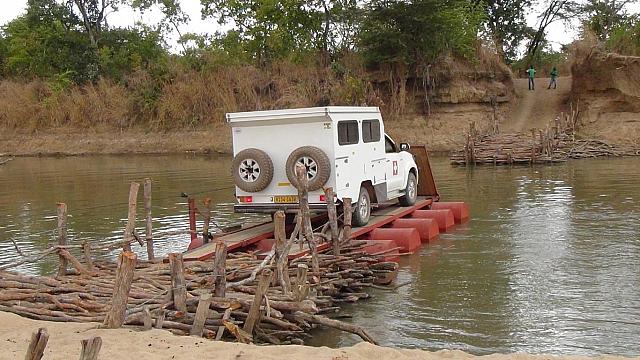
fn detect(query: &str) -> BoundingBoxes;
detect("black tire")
[285,146,331,191]
[399,172,418,206]
[231,148,274,192]
[352,187,371,227]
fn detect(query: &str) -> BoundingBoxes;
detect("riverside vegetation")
[1,0,640,155]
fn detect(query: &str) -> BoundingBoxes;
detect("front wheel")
[399,172,418,206]
[352,187,371,227]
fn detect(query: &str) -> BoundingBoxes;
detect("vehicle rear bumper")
[234,203,328,214]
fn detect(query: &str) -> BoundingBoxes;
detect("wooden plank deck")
[184,197,434,261]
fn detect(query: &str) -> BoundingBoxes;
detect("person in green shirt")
[526,65,536,90]
[548,66,559,89]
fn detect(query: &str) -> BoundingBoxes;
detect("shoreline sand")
[1,312,636,360]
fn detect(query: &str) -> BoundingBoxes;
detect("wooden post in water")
[341,198,352,244]
[202,198,212,244]
[103,251,137,328]
[273,211,290,294]
[295,164,319,274]
[56,203,68,277]
[190,293,212,337]
[81,241,94,272]
[79,337,102,360]
[144,178,154,261]
[324,187,340,256]
[124,182,140,252]
[169,253,187,312]
[212,240,227,298]
[243,269,272,334]
[24,327,48,360]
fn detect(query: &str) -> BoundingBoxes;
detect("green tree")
[571,0,639,40]
[359,0,484,68]
[474,0,533,63]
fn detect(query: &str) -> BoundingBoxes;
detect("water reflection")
[1,155,639,356]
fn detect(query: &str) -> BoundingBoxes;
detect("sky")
[0,0,635,54]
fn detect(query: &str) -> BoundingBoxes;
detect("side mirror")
[400,143,411,152]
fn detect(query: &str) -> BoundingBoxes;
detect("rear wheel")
[399,172,417,206]
[231,148,274,193]
[352,187,371,227]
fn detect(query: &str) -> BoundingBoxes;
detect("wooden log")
[342,198,352,243]
[212,241,227,298]
[78,337,102,360]
[81,241,94,272]
[273,211,290,295]
[293,311,378,345]
[324,187,340,255]
[216,307,232,341]
[24,327,48,360]
[169,253,187,312]
[190,293,212,337]
[144,178,154,261]
[202,198,212,244]
[57,249,90,276]
[294,264,309,302]
[243,269,272,334]
[56,203,68,277]
[123,182,140,252]
[295,165,319,274]
[103,251,137,328]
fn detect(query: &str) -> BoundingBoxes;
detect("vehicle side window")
[362,120,381,143]
[385,136,397,153]
[338,121,359,145]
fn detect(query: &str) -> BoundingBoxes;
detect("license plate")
[273,195,298,203]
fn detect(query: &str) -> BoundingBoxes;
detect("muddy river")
[1,155,639,356]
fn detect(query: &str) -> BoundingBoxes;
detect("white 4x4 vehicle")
[228,106,419,226]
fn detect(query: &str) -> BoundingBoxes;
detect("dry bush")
[0,80,50,131]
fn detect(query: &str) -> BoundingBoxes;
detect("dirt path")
[503,76,572,132]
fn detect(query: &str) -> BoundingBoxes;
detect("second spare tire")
[232,148,274,192]
[286,146,331,191]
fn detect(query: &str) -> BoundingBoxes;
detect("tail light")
[319,195,326,202]
[238,196,253,203]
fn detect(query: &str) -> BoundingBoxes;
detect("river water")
[1,155,639,356]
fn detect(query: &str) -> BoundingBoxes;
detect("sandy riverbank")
[1,312,635,360]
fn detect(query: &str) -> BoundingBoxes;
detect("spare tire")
[232,148,274,192]
[286,146,331,191]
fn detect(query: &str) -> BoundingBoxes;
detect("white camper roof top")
[226,106,380,123]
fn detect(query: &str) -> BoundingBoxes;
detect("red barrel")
[369,228,421,253]
[361,240,400,262]
[430,202,470,224]
[389,218,439,243]
[410,209,455,232]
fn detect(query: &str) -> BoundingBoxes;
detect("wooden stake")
[79,337,102,360]
[342,197,352,243]
[81,241,93,272]
[190,293,212,337]
[273,211,290,295]
[202,198,212,244]
[212,241,227,298]
[103,251,137,328]
[294,264,309,302]
[155,309,165,329]
[124,182,140,252]
[169,253,187,312]
[142,306,153,330]
[216,308,232,341]
[295,165,319,274]
[243,269,272,334]
[24,327,48,360]
[324,187,340,255]
[56,203,68,277]
[144,178,154,261]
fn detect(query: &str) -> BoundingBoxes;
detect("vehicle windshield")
[384,134,397,153]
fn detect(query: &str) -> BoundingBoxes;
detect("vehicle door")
[335,120,360,195]
[384,134,405,192]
